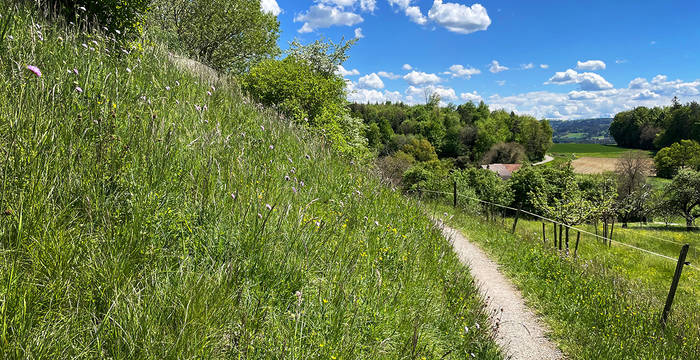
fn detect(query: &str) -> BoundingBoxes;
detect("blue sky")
[261,0,700,119]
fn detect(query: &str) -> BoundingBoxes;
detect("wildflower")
[258,213,263,219]
[81,43,88,49]
[78,6,86,11]
[165,86,170,91]
[175,81,180,86]
[464,326,469,333]
[290,167,296,174]
[300,181,305,187]
[75,86,83,93]
[315,221,321,227]
[211,85,216,91]
[292,186,297,193]
[175,100,180,105]
[7,35,13,40]
[207,91,212,96]
[374,221,379,226]
[475,322,480,330]
[284,176,290,181]
[203,104,208,111]
[72,68,79,75]
[260,125,265,131]
[125,67,132,73]
[230,193,236,200]
[115,29,121,35]
[91,40,98,46]
[266,204,272,211]
[269,145,274,150]
[26,65,42,77]
[194,105,202,112]
[305,154,311,160]
[287,157,293,163]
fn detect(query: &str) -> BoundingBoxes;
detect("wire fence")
[414,188,700,272]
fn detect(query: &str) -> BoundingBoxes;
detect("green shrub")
[42,0,150,37]
[653,140,700,178]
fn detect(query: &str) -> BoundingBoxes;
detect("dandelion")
[26,65,42,77]
[266,204,272,211]
[75,86,83,93]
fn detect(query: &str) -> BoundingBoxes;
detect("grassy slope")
[0,9,500,358]
[427,200,700,359]
[549,143,647,158]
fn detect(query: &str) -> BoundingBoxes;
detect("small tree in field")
[664,169,700,230]
[615,150,652,227]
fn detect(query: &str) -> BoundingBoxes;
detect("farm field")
[427,200,700,359]
[548,143,654,174]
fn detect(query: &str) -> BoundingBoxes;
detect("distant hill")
[548,118,615,144]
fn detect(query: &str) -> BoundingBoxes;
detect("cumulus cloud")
[489,60,508,73]
[294,4,363,33]
[377,71,401,79]
[520,63,534,70]
[260,0,281,16]
[346,81,402,103]
[632,90,660,100]
[546,69,613,91]
[359,73,385,89]
[628,77,648,89]
[402,64,413,71]
[406,85,457,104]
[576,60,606,71]
[460,91,482,103]
[354,27,364,38]
[447,64,481,78]
[336,65,360,76]
[403,70,441,85]
[405,6,428,24]
[568,91,598,100]
[428,1,491,34]
[360,0,377,12]
[540,64,549,69]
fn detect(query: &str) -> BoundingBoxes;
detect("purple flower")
[260,125,265,131]
[26,65,42,77]
[269,145,274,150]
[165,86,171,91]
[284,176,290,181]
[300,181,305,187]
[72,68,79,75]
[75,86,83,93]
[265,204,272,211]
[194,105,202,112]
[207,91,212,96]
[305,154,311,160]
[292,186,297,194]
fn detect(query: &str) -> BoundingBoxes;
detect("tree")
[152,0,280,73]
[286,37,356,77]
[653,140,700,178]
[615,151,651,197]
[664,169,700,230]
[43,0,150,38]
[481,142,527,164]
[508,165,547,212]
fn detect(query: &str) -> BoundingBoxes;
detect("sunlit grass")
[0,6,501,358]
[427,199,700,359]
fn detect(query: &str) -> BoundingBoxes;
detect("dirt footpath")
[436,219,564,360]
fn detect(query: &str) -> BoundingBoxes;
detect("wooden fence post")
[661,244,690,327]
[511,204,522,234]
[553,222,557,247]
[558,224,563,251]
[542,222,546,243]
[453,181,457,208]
[609,218,615,247]
[574,231,581,258]
[565,226,570,252]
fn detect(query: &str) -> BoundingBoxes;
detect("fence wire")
[415,188,700,272]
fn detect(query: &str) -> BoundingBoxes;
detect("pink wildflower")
[266,204,272,211]
[75,86,83,93]
[26,65,42,77]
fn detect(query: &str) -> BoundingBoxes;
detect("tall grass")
[427,200,700,359]
[0,6,501,358]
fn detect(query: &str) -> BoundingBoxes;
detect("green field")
[550,143,644,158]
[427,200,700,359]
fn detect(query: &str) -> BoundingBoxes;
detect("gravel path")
[533,154,554,166]
[436,219,564,360]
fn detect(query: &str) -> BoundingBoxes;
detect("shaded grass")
[426,200,699,359]
[0,6,501,359]
[550,143,650,158]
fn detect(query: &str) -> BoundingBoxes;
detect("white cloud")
[576,60,606,71]
[546,69,613,91]
[354,27,364,38]
[377,71,401,79]
[628,77,648,89]
[406,85,457,104]
[568,91,598,100]
[520,63,534,70]
[427,1,491,34]
[260,0,281,16]
[402,64,413,71]
[387,0,411,8]
[489,60,508,73]
[359,73,385,89]
[447,64,481,78]
[360,0,377,12]
[460,91,482,103]
[294,4,363,33]
[336,65,360,76]
[403,70,442,85]
[632,90,660,100]
[615,59,628,64]
[496,80,506,86]
[405,6,428,25]
[346,81,402,103]
[540,64,549,69]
